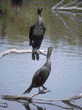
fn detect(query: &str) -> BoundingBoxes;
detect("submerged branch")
[0,49,47,58]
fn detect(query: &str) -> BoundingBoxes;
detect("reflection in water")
[33,102,70,110]
[21,101,69,110]
[0,16,7,37]
[0,102,8,108]
[0,1,82,110]
[33,104,46,110]
[11,0,23,14]
[0,9,2,16]
[63,101,82,110]
[1,20,6,37]
[23,103,31,110]
[22,102,46,110]
[22,100,82,110]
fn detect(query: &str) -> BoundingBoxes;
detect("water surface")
[0,0,82,110]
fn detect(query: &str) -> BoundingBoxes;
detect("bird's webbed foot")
[38,87,43,93]
[42,85,47,90]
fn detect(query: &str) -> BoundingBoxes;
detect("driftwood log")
[0,49,47,59]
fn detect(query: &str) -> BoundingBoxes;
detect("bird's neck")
[46,54,51,66]
[38,14,42,23]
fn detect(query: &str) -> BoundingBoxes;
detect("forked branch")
[51,0,82,11]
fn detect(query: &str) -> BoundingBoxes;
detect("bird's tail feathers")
[22,85,32,94]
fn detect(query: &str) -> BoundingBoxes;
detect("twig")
[58,10,82,15]
[51,0,82,11]
[55,6,82,10]
[66,93,82,102]
[58,11,82,21]
[30,89,51,98]
[0,49,47,59]
[51,10,72,31]
[51,0,64,10]
[63,0,78,7]
[76,1,82,7]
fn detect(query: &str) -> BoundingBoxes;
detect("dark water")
[0,0,82,110]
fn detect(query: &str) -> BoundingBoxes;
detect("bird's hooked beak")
[37,7,43,12]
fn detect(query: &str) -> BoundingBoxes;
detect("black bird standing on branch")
[29,7,46,60]
[23,47,53,94]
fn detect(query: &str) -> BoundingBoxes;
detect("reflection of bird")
[23,103,31,110]
[29,7,46,60]
[33,103,45,110]
[0,9,2,15]
[11,0,23,6]
[23,47,52,94]
[11,0,22,14]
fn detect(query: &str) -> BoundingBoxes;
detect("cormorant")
[29,7,46,60]
[23,47,53,94]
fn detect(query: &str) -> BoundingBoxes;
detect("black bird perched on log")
[29,7,46,60]
[23,47,53,94]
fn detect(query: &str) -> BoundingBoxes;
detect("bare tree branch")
[51,0,82,11]
[63,0,78,7]
[51,0,64,10]
[0,49,47,59]
[58,10,82,15]
[55,6,82,10]
[51,10,72,32]
[58,11,82,21]
[76,1,82,7]
[1,93,82,103]
[30,89,50,98]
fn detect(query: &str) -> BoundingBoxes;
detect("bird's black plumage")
[23,47,53,94]
[29,7,46,60]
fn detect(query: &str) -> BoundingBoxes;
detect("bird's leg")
[38,87,43,93]
[32,51,35,60]
[42,85,47,90]
[36,53,39,60]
